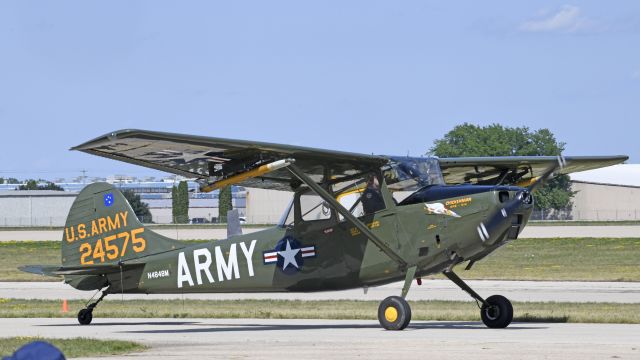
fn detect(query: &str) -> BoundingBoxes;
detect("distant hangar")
[570,164,640,221]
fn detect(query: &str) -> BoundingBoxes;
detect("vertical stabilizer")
[62,183,184,266]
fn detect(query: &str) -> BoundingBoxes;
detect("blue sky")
[1,1,638,180]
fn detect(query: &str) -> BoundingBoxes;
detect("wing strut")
[287,164,408,269]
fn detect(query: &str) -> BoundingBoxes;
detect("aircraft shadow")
[120,321,544,334]
[39,321,200,327]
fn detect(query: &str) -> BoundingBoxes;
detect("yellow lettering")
[79,243,93,265]
[78,223,86,240]
[104,235,118,260]
[107,215,120,231]
[119,211,128,228]
[93,238,105,262]
[131,227,146,253]
[98,218,107,234]
[118,232,130,257]
[91,220,99,236]
[64,227,75,243]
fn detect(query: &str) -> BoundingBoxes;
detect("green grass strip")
[1,299,639,324]
[0,337,146,358]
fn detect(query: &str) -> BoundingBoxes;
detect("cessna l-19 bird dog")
[21,130,627,330]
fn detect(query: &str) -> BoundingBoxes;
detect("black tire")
[77,308,93,325]
[481,295,513,328]
[378,296,412,330]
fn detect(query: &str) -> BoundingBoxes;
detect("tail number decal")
[79,227,147,265]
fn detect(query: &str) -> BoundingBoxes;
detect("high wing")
[73,129,628,190]
[438,156,629,185]
[72,129,388,191]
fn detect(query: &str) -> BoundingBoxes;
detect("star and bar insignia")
[263,236,316,274]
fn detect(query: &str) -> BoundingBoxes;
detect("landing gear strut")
[78,291,108,325]
[443,270,513,328]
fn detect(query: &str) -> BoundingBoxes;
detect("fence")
[530,209,640,221]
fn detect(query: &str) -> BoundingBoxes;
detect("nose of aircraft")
[476,187,533,244]
[478,158,563,244]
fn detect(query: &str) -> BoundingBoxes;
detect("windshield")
[383,156,444,191]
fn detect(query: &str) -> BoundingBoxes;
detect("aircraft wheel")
[77,308,93,325]
[481,295,513,328]
[378,296,411,330]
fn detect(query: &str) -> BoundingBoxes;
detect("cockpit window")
[384,157,444,192]
[332,173,386,219]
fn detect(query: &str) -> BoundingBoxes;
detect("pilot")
[362,175,385,215]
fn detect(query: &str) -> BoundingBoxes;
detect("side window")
[337,190,365,218]
[300,193,332,222]
[333,173,386,221]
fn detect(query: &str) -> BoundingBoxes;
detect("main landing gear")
[443,270,513,328]
[77,291,108,325]
[377,268,513,330]
[378,296,412,330]
[378,266,415,330]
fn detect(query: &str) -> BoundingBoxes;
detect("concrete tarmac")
[1,225,639,241]
[2,280,639,303]
[1,318,638,360]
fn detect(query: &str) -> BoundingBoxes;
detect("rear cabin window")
[300,193,332,222]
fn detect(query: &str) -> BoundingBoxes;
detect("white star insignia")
[278,239,300,270]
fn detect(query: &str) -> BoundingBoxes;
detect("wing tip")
[70,129,146,151]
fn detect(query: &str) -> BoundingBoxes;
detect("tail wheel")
[378,296,411,330]
[77,308,93,325]
[481,295,513,328]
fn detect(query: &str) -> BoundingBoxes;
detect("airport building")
[569,164,640,221]
[0,180,255,226]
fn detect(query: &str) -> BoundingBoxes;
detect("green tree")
[171,182,190,223]
[218,186,233,223]
[177,181,190,223]
[171,185,179,223]
[0,178,4,184]
[122,189,153,223]
[18,179,64,191]
[6,178,19,184]
[430,123,574,212]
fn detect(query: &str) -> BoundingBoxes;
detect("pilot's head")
[367,175,380,189]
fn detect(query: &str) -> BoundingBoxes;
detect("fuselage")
[105,185,533,295]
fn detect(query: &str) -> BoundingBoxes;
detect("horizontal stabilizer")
[19,263,144,277]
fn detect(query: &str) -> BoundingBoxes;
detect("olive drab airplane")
[20,129,628,330]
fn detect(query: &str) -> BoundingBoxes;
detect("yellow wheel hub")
[384,306,398,322]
